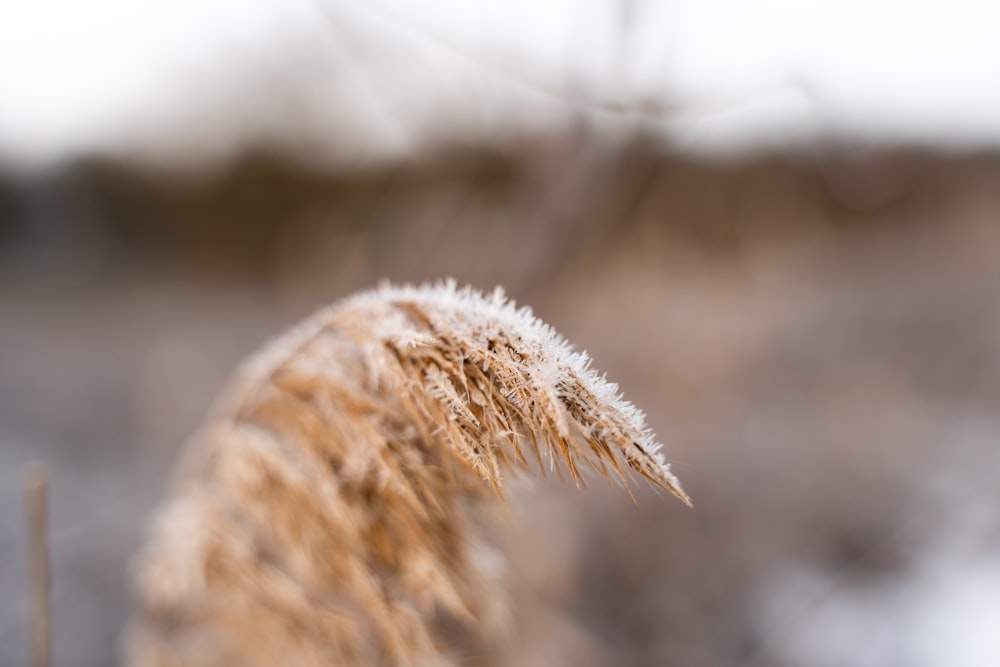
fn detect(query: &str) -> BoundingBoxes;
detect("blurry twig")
[317,0,818,129]
[316,0,682,122]
[24,462,51,667]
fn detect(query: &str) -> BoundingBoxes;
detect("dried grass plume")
[127,281,689,666]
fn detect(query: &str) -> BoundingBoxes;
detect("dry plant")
[24,463,51,667]
[126,280,689,666]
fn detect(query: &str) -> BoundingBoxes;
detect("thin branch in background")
[23,462,51,667]
[319,0,817,129]
[317,0,683,121]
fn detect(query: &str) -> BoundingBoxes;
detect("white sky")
[2,0,1000,169]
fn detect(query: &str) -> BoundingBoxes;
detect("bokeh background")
[2,2,1000,665]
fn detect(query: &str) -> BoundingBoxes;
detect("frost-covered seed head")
[127,280,689,667]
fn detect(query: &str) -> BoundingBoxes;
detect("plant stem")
[24,462,51,667]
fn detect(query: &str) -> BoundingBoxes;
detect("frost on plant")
[127,281,689,667]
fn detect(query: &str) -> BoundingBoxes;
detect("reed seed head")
[127,280,688,667]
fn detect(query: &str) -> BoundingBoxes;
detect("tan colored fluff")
[127,281,689,667]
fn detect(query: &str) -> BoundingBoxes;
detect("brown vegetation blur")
[2,130,1000,666]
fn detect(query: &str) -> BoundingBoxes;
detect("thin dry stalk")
[127,281,689,666]
[24,462,51,667]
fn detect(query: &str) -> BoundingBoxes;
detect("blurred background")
[2,1,1000,665]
